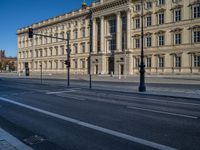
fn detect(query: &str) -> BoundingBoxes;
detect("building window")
[109,19,116,51]
[146,2,152,9]
[158,35,165,46]
[135,4,141,12]
[74,59,78,69]
[50,48,52,56]
[122,16,127,50]
[74,44,78,54]
[82,29,86,38]
[136,58,140,68]
[55,47,58,56]
[135,38,140,48]
[74,30,78,39]
[146,57,152,68]
[61,46,64,55]
[109,19,116,34]
[193,31,200,43]
[194,55,200,67]
[81,44,85,53]
[158,13,164,25]
[158,56,164,68]
[175,55,181,67]
[175,33,181,45]
[174,9,181,22]
[193,5,200,18]
[81,59,85,69]
[135,18,140,28]
[146,36,152,47]
[158,0,165,6]
[146,15,152,27]
[109,39,116,51]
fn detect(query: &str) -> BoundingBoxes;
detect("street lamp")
[138,0,146,92]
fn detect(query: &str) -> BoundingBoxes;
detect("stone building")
[0,50,17,71]
[17,0,200,75]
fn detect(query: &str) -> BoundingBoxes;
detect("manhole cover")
[23,135,46,145]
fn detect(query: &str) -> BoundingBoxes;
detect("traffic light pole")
[28,29,71,87]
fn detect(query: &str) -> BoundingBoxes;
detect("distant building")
[0,50,17,72]
[17,0,200,75]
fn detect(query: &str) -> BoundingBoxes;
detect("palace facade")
[17,0,200,75]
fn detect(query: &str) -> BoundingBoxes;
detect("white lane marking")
[0,97,177,150]
[127,106,198,119]
[46,90,75,95]
[130,96,200,107]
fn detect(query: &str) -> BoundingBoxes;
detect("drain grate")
[23,135,46,145]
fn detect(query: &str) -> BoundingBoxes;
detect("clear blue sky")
[0,0,93,57]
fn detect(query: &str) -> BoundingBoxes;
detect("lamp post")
[88,11,93,89]
[138,0,146,92]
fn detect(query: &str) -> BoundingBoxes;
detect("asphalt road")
[0,78,200,150]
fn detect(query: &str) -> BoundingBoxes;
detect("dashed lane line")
[0,96,178,150]
[127,106,198,119]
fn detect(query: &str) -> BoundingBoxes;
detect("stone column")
[127,9,131,50]
[92,18,96,53]
[100,16,105,53]
[116,12,122,52]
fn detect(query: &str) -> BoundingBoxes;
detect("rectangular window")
[135,38,140,48]
[193,31,200,43]
[135,4,141,12]
[175,56,181,67]
[158,56,164,68]
[158,0,165,5]
[146,2,152,9]
[82,29,85,38]
[146,36,152,47]
[74,31,78,39]
[135,18,140,28]
[146,16,152,27]
[158,13,164,25]
[136,58,140,68]
[147,57,152,68]
[74,45,78,54]
[193,5,200,18]
[158,35,165,46]
[109,19,116,34]
[82,44,85,53]
[175,9,181,22]
[194,55,200,67]
[175,33,181,45]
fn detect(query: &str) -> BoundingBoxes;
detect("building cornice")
[17,8,90,35]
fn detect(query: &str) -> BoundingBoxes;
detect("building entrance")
[108,57,114,74]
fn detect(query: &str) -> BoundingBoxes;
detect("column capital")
[100,16,104,20]
[116,11,121,16]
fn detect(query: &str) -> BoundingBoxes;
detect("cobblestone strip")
[0,128,33,150]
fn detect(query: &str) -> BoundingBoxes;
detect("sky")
[0,0,93,57]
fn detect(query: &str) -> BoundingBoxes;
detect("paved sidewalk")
[0,128,33,150]
[1,72,200,100]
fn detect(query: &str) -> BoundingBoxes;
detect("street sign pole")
[40,64,42,84]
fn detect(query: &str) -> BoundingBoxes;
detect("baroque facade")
[17,0,200,75]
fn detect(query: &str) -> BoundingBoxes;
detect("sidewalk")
[0,128,32,150]
[1,72,200,100]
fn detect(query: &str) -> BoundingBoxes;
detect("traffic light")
[28,28,33,38]
[64,60,71,68]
